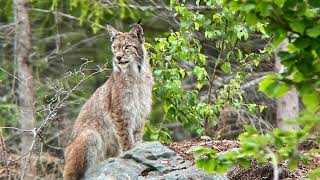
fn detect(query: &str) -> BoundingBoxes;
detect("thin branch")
[0,23,15,30]
[0,127,34,133]
[38,133,64,152]
[240,73,271,90]
[0,135,9,176]
[31,8,80,21]
[30,8,104,29]
[155,92,203,127]
[267,148,279,180]
[101,2,213,11]
[0,66,25,85]
[204,22,229,133]
[20,128,38,179]
[1,61,110,178]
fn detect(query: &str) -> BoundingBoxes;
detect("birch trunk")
[275,40,300,130]
[15,0,35,159]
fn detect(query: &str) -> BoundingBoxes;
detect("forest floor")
[1,137,319,179]
[167,137,320,180]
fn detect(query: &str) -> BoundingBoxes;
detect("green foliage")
[193,146,242,173]
[259,74,290,97]
[153,0,320,177]
[229,0,320,113]
[194,125,308,174]
[46,0,154,32]
[308,167,320,180]
[0,103,18,135]
[148,0,266,138]
[143,121,173,143]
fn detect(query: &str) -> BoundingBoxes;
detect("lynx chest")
[122,80,152,128]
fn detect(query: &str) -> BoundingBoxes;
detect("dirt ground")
[167,137,320,180]
[1,137,319,179]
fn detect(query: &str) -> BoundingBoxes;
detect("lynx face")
[107,25,145,74]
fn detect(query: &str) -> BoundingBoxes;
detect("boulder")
[85,141,228,180]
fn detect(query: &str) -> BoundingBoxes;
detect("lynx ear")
[106,25,119,41]
[130,24,144,43]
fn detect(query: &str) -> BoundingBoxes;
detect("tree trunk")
[15,0,34,160]
[275,40,300,130]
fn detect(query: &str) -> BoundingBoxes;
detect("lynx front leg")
[113,117,134,152]
[133,129,143,143]
[118,129,134,151]
[133,120,146,143]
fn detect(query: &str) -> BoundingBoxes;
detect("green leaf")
[289,21,305,34]
[259,74,277,92]
[179,68,186,78]
[196,0,200,6]
[256,22,267,35]
[304,9,317,18]
[194,22,200,30]
[244,125,258,134]
[308,168,320,180]
[290,69,305,83]
[258,105,265,113]
[259,74,290,97]
[306,25,320,38]
[204,158,216,173]
[302,90,319,113]
[246,13,260,25]
[221,62,231,73]
[193,66,207,81]
[212,13,222,22]
[237,158,250,169]
[170,0,176,9]
[288,159,298,170]
[240,3,255,12]
[248,104,257,113]
[198,54,207,65]
[274,0,286,7]
[272,82,290,97]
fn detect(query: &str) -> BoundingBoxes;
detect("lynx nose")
[116,55,123,61]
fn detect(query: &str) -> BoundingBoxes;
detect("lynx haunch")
[63,24,154,180]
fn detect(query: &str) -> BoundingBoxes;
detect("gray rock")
[84,141,228,180]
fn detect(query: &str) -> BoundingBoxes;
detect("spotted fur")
[63,25,154,180]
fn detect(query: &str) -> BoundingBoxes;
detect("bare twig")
[1,60,110,178]
[20,128,38,179]
[31,8,80,21]
[0,127,34,133]
[26,61,109,175]
[0,135,9,176]
[0,66,25,85]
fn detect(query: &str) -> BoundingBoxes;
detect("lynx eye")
[125,45,134,49]
[112,45,116,49]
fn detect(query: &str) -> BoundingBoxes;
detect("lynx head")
[107,24,146,74]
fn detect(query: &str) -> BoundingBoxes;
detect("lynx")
[63,24,154,180]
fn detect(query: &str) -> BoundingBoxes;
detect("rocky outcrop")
[84,141,228,180]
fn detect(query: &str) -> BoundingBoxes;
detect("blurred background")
[0,0,292,179]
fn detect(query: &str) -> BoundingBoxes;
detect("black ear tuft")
[130,24,144,43]
[137,19,142,25]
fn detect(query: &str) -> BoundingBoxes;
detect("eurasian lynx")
[63,24,154,180]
